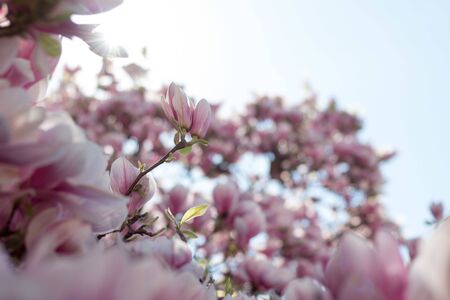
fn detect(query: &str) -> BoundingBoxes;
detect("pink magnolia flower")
[325,230,407,300]
[164,184,190,215]
[283,278,332,300]
[213,182,239,216]
[110,157,156,214]
[161,82,194,130]
[161,82,212,137]
[408,218,450,300]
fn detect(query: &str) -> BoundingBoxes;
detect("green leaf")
[38,35,62,57]
[180,204,209,226]
[179,145,192,155]
[181,230,198,239]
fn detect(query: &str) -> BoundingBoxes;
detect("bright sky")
[62,0,450,237]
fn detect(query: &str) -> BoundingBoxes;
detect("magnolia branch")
[98,140,187,240]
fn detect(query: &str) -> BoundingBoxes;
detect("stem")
[0,201,20,238]
[96,229,121,240]
[176,227,187,242]
[123,225,166,241]
[125,140,187,196]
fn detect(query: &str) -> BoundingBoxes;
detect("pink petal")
[284,278,332,300]
[110,157,139,195]
[191,99,212,137]
[1,58,35,87]
[172,84,192,129]
[51,184,128,234]
[0,37,19,75]
[325,232,379,296]
[408,218,450,300]
[374,230,407,300]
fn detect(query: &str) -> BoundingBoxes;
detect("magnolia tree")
[0,1,448,299]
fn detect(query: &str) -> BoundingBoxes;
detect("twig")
[97,229,121,240]
[125,140,186,195]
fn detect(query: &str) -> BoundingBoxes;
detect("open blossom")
[161,82,212,137]
[213,182,239,216]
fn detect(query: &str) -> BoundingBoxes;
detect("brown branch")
[125,140,187,195]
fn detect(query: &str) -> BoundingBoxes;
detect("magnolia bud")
[430,202,444,221]
[110,157,156,214]
[161,82,194,130]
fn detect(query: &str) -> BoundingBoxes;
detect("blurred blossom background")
[58,0,450,237]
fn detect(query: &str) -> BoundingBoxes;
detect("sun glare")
[92,1,156,52]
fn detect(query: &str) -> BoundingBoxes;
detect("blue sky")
[64,0,450,236]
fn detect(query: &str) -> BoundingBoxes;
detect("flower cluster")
[0,1,449,299]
